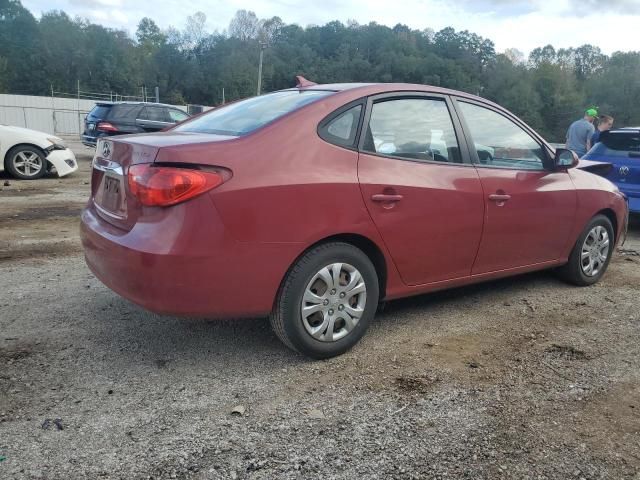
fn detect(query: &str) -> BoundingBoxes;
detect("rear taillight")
[128,164,226,207]
[97,122,118,132]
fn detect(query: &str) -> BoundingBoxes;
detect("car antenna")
[295,75,317,88]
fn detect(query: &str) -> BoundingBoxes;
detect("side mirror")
[554,148,579,169]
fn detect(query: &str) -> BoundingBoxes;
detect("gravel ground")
[1,138,639,479]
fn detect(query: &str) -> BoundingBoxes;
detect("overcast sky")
[20,0,640,55]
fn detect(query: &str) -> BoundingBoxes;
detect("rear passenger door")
[137,106,172,132]
[357,93,484,286]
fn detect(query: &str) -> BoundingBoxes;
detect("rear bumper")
[82,135,97,147]
[80,195,300,317]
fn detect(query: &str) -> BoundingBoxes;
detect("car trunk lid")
[91,136,159,230]
[90,132,237,230]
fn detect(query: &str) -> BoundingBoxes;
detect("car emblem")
[619,166,630,176]
[101,140,112,159]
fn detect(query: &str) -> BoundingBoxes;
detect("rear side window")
[176,90,333,136]
[140,106,169,123]
[319,104,362,148]
[362,97,462,164]
[87,105,111,119]
[592,131,640,158]
[108,104,140,121]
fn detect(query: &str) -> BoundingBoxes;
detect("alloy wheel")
[12,151,43,177]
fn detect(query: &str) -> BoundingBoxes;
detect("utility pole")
[257,42,268,96]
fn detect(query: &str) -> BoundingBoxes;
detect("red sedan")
[81,79,629,359]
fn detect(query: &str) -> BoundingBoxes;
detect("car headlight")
[47,137,66,150]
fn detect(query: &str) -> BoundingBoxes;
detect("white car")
[0,125,78,179]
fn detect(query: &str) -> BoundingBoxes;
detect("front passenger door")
[454,99,577,274]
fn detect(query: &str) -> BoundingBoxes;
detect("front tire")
[270,242,379,359]
[6,145,47,180]
[557,214,614,286]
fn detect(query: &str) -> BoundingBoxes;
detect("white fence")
[0,94,192,136]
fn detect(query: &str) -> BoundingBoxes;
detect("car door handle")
[371,194,403,202]
[488,194,511,202]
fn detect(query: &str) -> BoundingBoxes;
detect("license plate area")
[95,172,127,219]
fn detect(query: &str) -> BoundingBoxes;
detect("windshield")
[175,90,333,136]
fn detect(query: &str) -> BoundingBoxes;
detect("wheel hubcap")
[13,151,43,177]
[580,225,610,277]
[301,263,367,342]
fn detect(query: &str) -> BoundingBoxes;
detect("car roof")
[284,82,500,109]
[612,127,640,132]
[94,101,180,108]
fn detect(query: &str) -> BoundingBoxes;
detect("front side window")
[362,98,462,164]
[458,101,546,170]
[319,104,362,148]
[176,90,333,136]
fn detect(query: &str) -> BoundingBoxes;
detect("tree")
[503,48,524,65]
[0,0,45,93]
[529,45,557,66]
[573,44,605,80]
[228,10,260,41]
[136,17,165,47]
[1,2,639,140]
[259,16,284,44]
[183,11,207,50]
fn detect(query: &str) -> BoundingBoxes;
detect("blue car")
[583,128,640,213]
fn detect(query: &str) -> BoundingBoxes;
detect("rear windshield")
[175,90,333,136]
[88,105,111,119]
[591,131,640,158]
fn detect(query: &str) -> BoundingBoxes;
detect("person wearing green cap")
[565,108,598,157]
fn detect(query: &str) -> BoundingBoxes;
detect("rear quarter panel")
[153,90,406,299]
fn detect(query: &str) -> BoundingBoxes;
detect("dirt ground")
[1,138,639,479]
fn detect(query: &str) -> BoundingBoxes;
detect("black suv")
[81,102,190,147]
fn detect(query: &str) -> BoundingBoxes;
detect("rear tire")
[556,214,614,286]
[270,242,379,359]
[6,145,47,180]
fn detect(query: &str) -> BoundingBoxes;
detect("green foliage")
[1,1,639,140]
